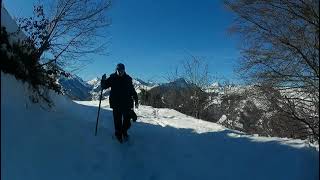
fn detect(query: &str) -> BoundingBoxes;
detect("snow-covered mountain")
[58,74,93,101]
[134,78,157,87]
[161,78,190,89]
[2,72,319,180]
[158,78,231,94]
[58,74,157,100]
[88,80,110,101]
[86,77,100,87]
[132,78,158,93]
[205,82,223,93]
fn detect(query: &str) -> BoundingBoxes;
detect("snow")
[132,78,157,94]
[1,5,26,42]
[1,72,319,180]
[87,77,100,87]
[218,114,227,123]
[205,82,222,93]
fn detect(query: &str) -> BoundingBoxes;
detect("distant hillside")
[140,78,206,112]
[58,75,93,101]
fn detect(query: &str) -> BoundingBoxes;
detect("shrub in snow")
[0,26,61,104]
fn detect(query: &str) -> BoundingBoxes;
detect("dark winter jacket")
[101,73,138,110]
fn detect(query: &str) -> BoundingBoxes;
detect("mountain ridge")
[58,74,157,100]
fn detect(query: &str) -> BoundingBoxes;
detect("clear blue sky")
[4,0,241,83]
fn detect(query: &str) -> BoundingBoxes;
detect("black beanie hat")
[116,63,125,71]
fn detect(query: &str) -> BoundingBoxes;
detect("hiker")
[101,63,139,143]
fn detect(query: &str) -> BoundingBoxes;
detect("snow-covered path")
[1,73,319,180]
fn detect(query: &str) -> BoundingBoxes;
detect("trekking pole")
[95,87,103,136]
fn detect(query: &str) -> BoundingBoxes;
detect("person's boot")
[115,132,123,143]
[123,132,129,142]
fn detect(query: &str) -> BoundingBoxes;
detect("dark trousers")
[112,108,131,137]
